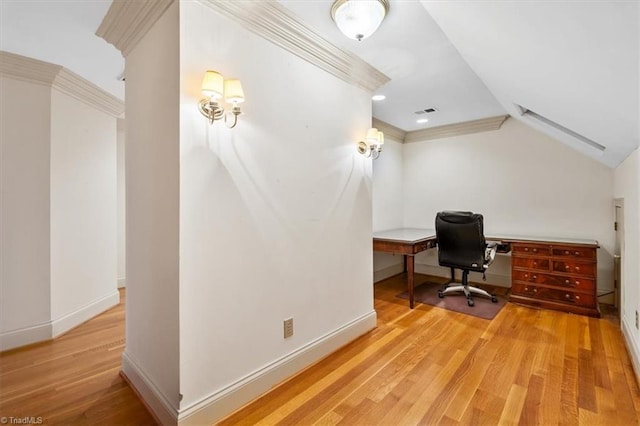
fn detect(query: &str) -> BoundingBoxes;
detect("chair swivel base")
[438,284,498,307]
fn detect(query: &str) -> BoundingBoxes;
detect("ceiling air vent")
[414,107,438,115]
[516,105,605,153]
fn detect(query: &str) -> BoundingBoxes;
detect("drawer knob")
[525,274,529,278]
[534,261,538,266]
[565,265,569,269]
[565,294,571,299]
[575,266,580,271]
[524,248,529,251]
[575,251,580,255]
[532,275,537,279]
[575,281,580,286]
[565,279,570,284]
[565,250,570,255]
[533,288,537,293]
[576,295,580,300]
[533,248,538,253]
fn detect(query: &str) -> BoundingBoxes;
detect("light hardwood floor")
[0,290,155,425]
[2,276,639,425]
[220,274,640,425]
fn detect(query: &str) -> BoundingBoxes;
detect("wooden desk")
[373,228,436,308]
[373,229,600,316]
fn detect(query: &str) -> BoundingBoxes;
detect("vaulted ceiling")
[1,0,637,167]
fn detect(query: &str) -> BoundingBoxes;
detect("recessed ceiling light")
[372,94,386,101]
[416,118,429,124]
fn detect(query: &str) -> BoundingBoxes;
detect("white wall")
[117,118,125,288]
[0,70,119,351]
[401,118,615,291]
[49,89,118,335]
[372,135,405,280]
[122,0,180,416]
[0,76,52,346]
[614,148,640,381]
[177,2,375,421]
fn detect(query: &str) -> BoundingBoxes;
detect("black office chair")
[435,211,498,307]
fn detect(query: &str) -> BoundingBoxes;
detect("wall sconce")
[357,128,384,159]
[198,70,245,128]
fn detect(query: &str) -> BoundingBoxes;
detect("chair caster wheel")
[438,291,444,298]
[467,299,474,307]
[491,296,498,303]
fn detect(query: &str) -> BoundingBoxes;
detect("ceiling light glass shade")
[331,0,389,41]
[201,70,224,99]
[224,79,245,104]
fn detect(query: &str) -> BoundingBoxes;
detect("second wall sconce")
[198,70,245,128]
[357,128,384,159]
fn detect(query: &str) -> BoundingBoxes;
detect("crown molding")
[372,118,406,143]
[1,51,124,117]
[198,0,390,93]
[404,115,509,143]
[54,69,124,117]
[0,50,61,85]
[96,0,175,57]
[95,0,389,92]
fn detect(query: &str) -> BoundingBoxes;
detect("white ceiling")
[280,0,506,132]
[421,0,639,167]
[1,0,637,167]
[0,0,124,99]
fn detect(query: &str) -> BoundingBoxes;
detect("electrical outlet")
[636,311,639,330]
[284,318,293,338]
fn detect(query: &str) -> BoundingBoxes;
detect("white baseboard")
[52,291,120,337]
[374,263,404,283]
[177,310,378,425]
[0,291,120,352]
[0,322,52,352]
[414,263,511,288]
[122,351,179,426]
[118,278,126,288]
[621,316,640,388]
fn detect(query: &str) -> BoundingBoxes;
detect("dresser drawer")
[512,244,551,256]
[552,261,596,276]
[552,246,596,259]
[512,257,549,271]
[512,270,595,290]
[512,284,596,307]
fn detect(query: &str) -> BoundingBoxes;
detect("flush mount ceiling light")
[331,0,390,41]
[372,94,386,101]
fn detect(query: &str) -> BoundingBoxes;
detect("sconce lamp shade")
[366,128,384,145]
[201,70,224,99]
[224,79,245,104]
[358,127,384,159]
[331,0,389,41]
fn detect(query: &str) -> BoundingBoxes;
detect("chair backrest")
[435,211,486,272]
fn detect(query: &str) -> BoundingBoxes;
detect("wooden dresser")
[504,238,600,317]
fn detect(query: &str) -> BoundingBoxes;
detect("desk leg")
[407,255,415,309]
[403,255,408,273]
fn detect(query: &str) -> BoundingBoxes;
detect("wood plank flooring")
[0,290,155,425]
[1,275,639,425]
[220,274,640,425]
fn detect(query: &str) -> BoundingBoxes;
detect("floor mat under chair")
[396,281,509,319]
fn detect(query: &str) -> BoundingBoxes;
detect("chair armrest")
[484,242,497,268]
